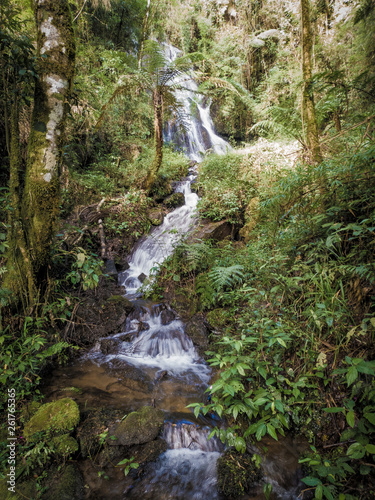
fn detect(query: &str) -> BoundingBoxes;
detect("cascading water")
[43,43,304,499]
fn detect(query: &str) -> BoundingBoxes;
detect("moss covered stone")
[164,192,185,208]
[51,434,79,458]
[217,450,263,498]
[109,406,164,446]
[206,309,229,331]
[106,295,134,313]
[0,478,36,500]
[42,464,84,500]
[23,398,79,440]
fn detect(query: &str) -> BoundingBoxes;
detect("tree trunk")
[5,0,75,306]
[144,89,163,192]
[301,0,322,164]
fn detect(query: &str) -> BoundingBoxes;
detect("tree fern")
[208,265,245,292]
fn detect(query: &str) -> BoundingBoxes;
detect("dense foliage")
[0,0,375,498]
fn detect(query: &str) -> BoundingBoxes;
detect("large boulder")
[109,406,164,446]
[188,219,234,242]
[23,398,80,441]
[148,208,164,226]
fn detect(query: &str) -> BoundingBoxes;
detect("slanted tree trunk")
[144,88,163,192]
[5,0,75,307]
[301,0,322,164]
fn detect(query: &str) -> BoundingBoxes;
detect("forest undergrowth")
[149,136,375,499]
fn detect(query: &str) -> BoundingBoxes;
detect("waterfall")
[119,43,231,296]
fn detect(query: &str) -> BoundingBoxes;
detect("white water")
[120,45,232,296]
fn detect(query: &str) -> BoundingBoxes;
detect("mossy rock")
[76,407,124,458]
[206,309,229,331]
[20,400,42,423]
[164,192,185,208]
[109,406,164,446]
[51,434,79,458]
[106,295,134,313]
[0,478,36,500]
[42,465,84,500]
[217,450,263,498]
[23,398,80,441]
[185,314,209,348]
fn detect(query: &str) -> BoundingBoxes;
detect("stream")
[43,44,305,499]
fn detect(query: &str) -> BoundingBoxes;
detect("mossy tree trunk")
[144,88,163,192]
[5,0,75,307]
[301,0,322,164]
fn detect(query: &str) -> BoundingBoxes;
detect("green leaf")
[346,366,358,386]
[365,444,375,454]
[234,436,246,453]
[346,410,355,428]
[364,413,375,425]
[256,423,267,441]
[360,465,371,475]
[315,484,323,500]
[266,423,278,441]
[302,476,321,487]
[194,406,200,418]
[323,407,345,413]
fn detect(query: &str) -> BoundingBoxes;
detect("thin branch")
[73,0,87,23]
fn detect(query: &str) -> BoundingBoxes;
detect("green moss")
[206,308,229,330]
[217,450,263,498]
[23,398,79,441]
[110,406,165,446]
[42,465,84,500]
[51,434,79,458]
[0,478,36,500]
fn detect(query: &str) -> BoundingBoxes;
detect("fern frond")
[208,265,245,292]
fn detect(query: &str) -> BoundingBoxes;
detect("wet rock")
[138,272,147,283]
[152,303,166,316]
[137,321,150,333]
[105,258,118,278]
[115,259,130,272]
[160,309,176,325]
[43,465,85,500]
[185,314,209,349]
[105,359,154,392]
[164,192,185,209]
[129,438,167,464]
[154,370,168,383]
[71,281,130,345]
[106,295,134,314]
[188,219,235,242]
[76,407,124,458]
[100,338,119,355]
[109,406,164,446]
[148,208,164,226]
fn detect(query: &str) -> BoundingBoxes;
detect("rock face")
[160,308,176,325]
[109,406,164,446]
[72,281,133,344]
[188,219,234,242]
[100,338,119,355]
[185,314,210,352]
[23,398,80,441]
[164,192,185,208]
